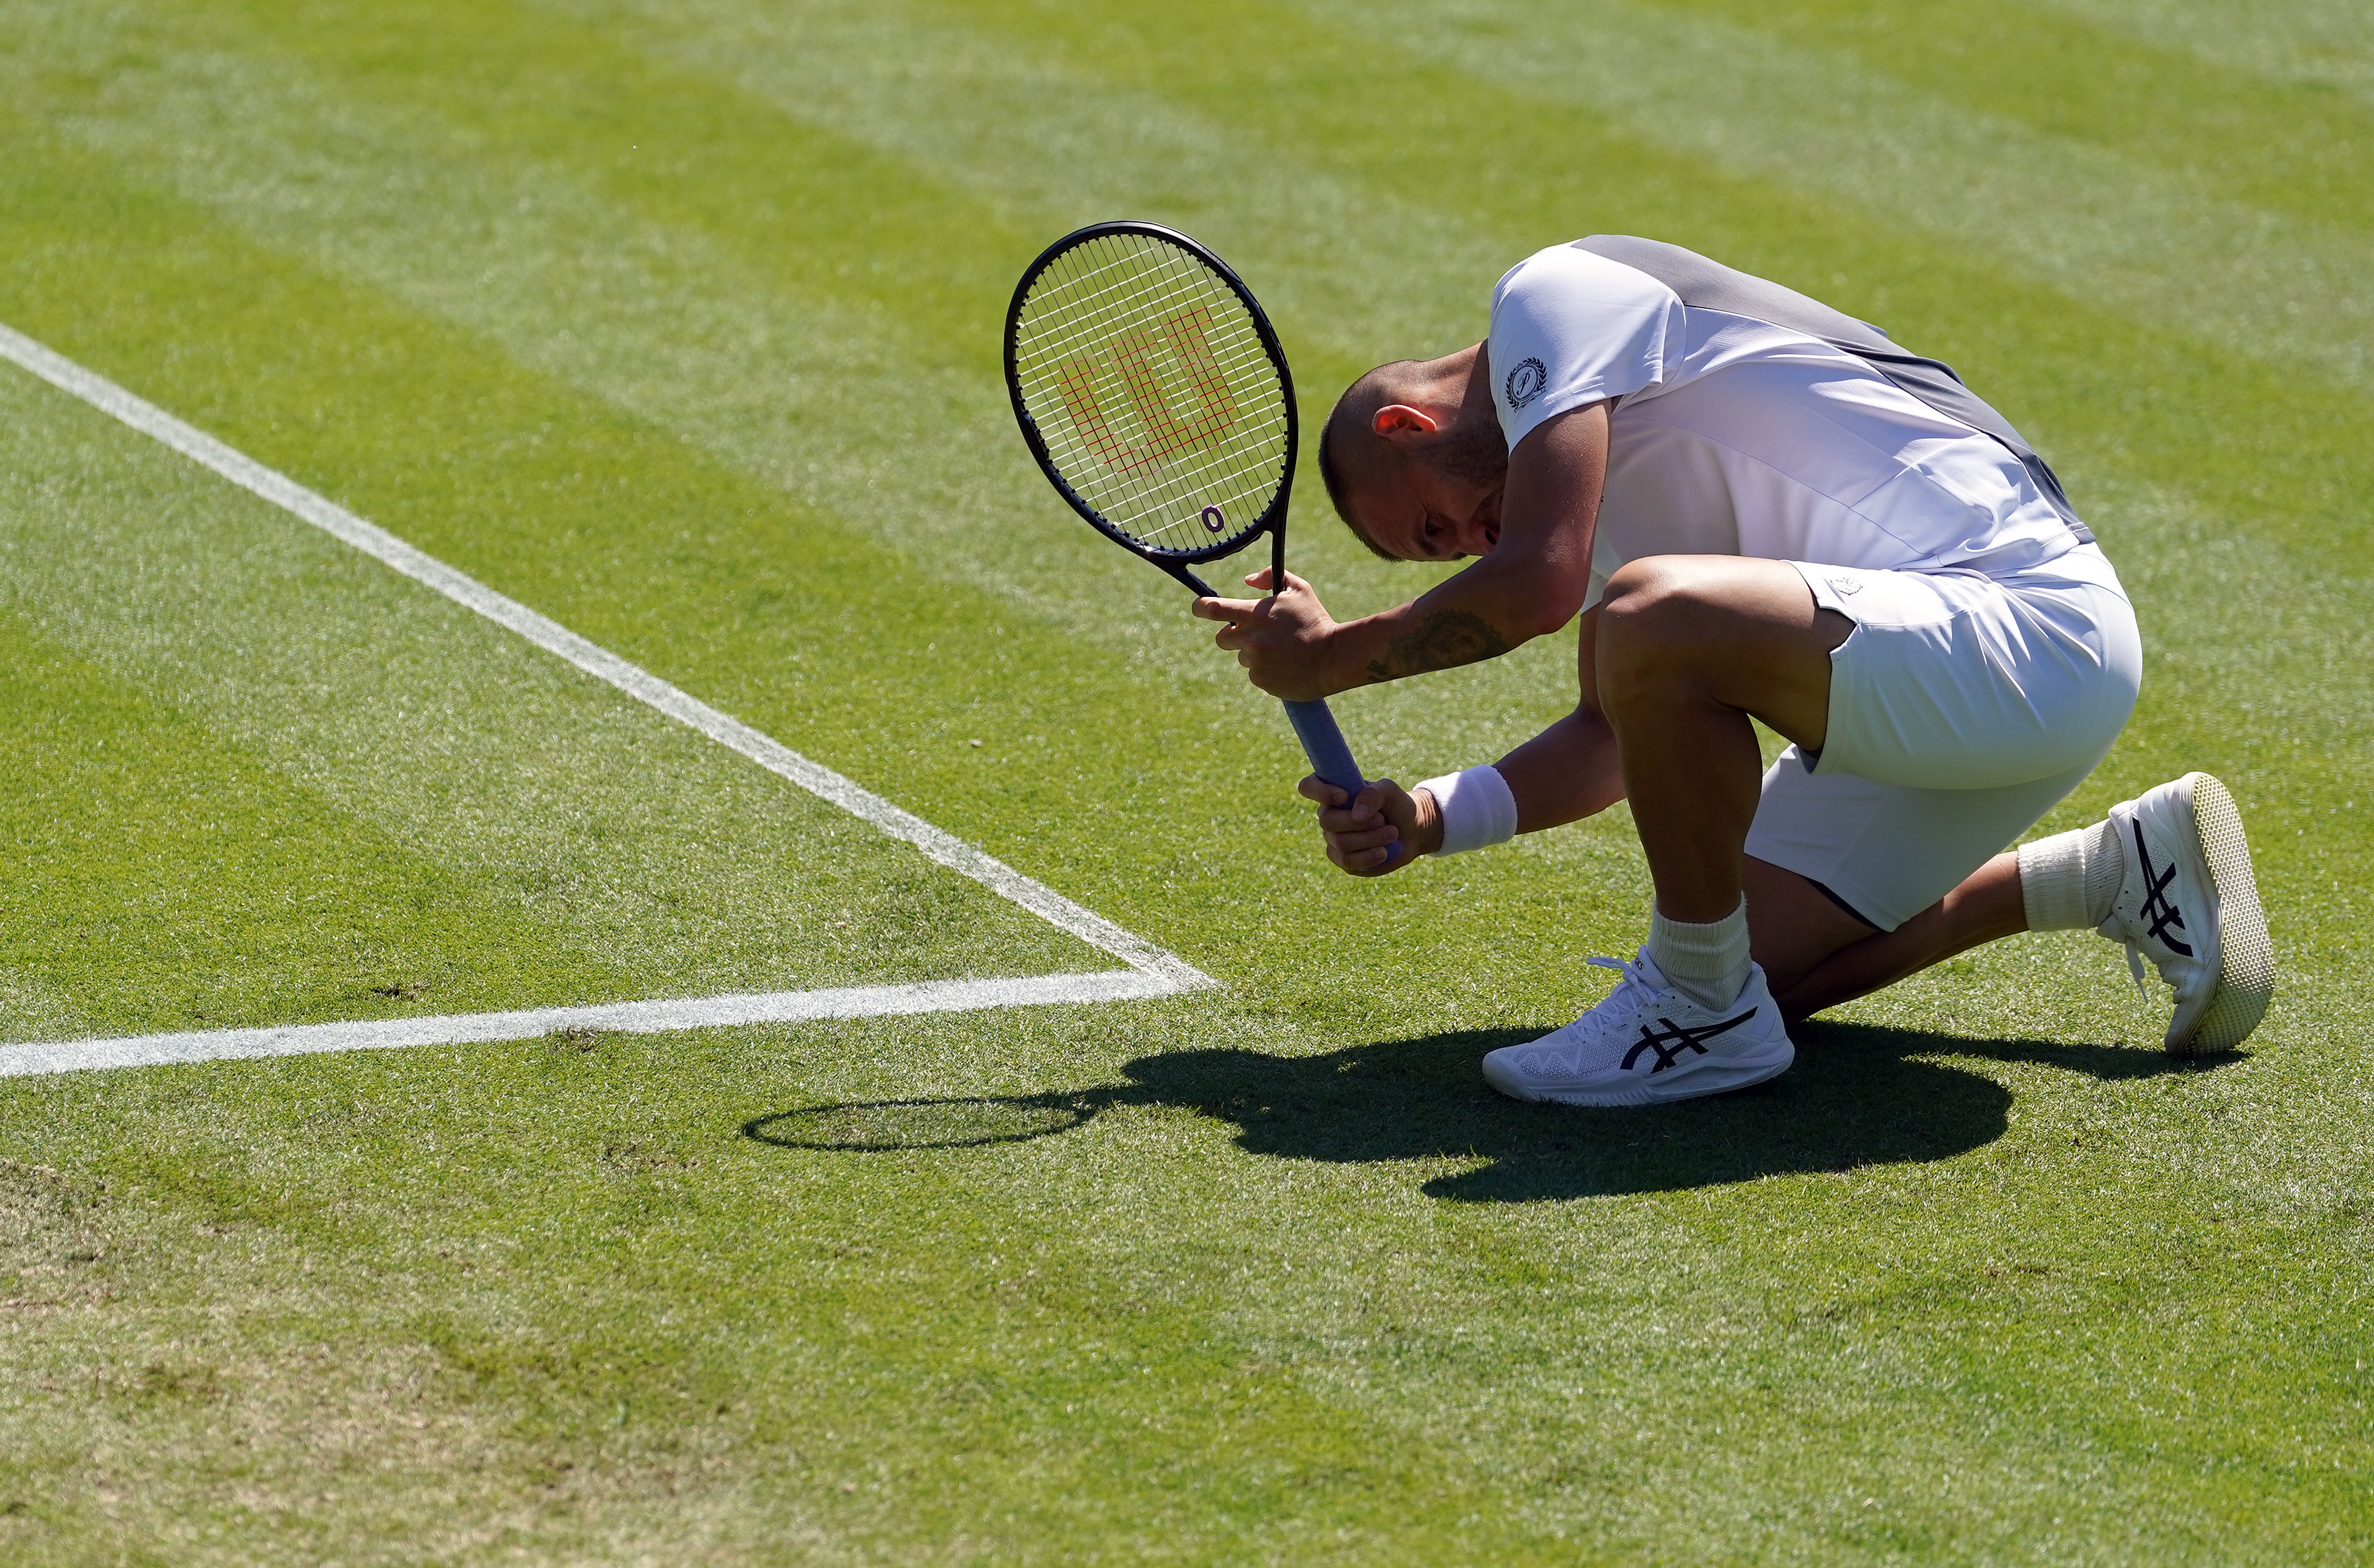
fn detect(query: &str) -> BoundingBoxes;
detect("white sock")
[2017,818,2124,931]
[1647,898,1751,1011]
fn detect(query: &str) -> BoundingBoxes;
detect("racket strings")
[1015,240,1280,531]
[1014,245,1284,531]
[1011,231,1289,552]
[1020,243,1255,400]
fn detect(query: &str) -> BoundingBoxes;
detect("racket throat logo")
[1053,306,1240,478]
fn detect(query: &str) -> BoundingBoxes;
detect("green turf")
[0,372,1113,1034]
[1,0,2369,1560]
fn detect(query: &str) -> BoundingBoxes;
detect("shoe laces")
[1522,955,1661,1073]
[2121,938,2152,1004]
[1586,952,1663,1015]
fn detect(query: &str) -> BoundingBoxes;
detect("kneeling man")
[1194,236,2274,1107]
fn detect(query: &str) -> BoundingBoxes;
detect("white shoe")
[2100,772,2275,1055]
[1482,950,1795,1108]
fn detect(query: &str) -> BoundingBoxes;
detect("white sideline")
[0,972,1180,1080]
[0,323,1215,1077]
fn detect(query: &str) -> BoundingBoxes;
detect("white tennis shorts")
[1744,543,2141,929]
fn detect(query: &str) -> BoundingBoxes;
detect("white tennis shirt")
[1489,243,2087,608]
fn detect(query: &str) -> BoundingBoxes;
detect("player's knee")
[1599,557,1706,631]
[1596,559,1717,697]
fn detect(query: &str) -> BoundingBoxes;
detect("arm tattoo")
[1364,610,1512,684]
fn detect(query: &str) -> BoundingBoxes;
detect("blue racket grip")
[1282,698,1404,866]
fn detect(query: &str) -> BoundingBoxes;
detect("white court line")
[0,322,1215,1078]
[0,972,1180,1080]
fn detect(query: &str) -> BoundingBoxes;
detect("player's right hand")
[1297,776,1440,876]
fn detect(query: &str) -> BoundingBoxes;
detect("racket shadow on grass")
[743,1023,2235,1202]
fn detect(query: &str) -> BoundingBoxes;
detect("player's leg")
[1752,768,2274,1054]
[1742,736,2273,1053]
[1483,547,2185,1106]
[1591,555,1848,923]
[1739,728,2114,1047]
[1478,556,1848,1108]
[1731,550,2269,1052]
[1747,852,2025,1021]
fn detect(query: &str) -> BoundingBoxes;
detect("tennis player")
[1191,236,2273,1107]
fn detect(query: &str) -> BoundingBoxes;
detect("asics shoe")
[1481,950,1795,1108]
[2100,772,2275,1055]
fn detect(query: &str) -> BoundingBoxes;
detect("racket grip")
[1281,698,1403,866]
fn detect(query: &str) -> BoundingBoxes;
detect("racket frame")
[1002,219,1296,599]
[1003,221,1394,860]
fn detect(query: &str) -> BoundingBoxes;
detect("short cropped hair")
[1316,374,1404,562]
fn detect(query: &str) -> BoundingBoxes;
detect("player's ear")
[1370,403,1441,442]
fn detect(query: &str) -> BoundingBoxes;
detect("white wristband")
[1413,765,1518,856]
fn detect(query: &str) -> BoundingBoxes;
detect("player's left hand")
[1299,774,1438,875]
[1191,569,1342,701]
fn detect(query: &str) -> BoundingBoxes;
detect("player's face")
[1358,457,1504,562]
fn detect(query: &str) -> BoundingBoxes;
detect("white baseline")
[0,323,1214,1079]
[0,973,1180,1080]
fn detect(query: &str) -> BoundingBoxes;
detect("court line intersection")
[0,322,1214,1080]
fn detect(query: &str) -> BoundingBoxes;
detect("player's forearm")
[1326,553,1590,691]
[1495,705,1625,833]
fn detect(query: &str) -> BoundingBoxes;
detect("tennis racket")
[1003,220,1386,840]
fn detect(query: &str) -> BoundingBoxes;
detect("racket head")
[1004,222,1295,572]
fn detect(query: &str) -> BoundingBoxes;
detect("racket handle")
[1281,699,1403,866]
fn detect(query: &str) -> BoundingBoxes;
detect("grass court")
[1,0,2369,1560]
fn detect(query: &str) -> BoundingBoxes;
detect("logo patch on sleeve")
[1504,356,1548,410]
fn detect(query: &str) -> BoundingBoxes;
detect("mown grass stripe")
[0,320,1213,992]
[545,0,1516,353]
[0,9,1200,647]
[1639,0,2374,234]
[2030,0,2374,103]
[1279,0,2374,391]
[545,0,2374,586]
[590,0,2374,390]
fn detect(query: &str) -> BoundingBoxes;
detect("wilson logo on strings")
[1053,307,1239,475]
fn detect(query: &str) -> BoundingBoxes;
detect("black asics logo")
[1622,1006,1757,1073]
[2133,821,2194,957]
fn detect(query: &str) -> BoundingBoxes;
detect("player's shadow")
[742,1021,2230,1201]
